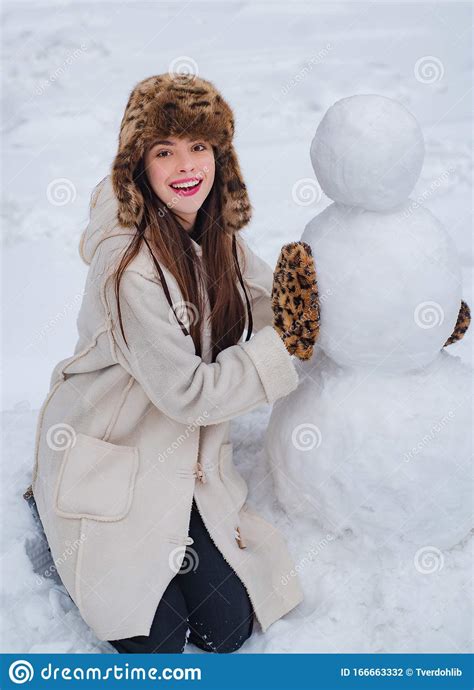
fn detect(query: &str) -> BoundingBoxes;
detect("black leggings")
[108,498,254,654]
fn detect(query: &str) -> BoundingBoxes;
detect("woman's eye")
[193,144,206,151]
[156,150,170,158]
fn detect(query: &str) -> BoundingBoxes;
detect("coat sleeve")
[105,269,299,426]
[238,237,274,333]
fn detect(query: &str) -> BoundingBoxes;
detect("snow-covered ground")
[2,1,472,653]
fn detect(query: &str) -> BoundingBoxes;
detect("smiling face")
[143,136,216,230]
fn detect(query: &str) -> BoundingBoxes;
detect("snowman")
[265,95,471,554]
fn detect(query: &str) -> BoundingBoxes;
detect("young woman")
[29,74,319,653]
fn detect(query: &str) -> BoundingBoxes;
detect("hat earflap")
[111,141,146,228]
[216,146,252,232]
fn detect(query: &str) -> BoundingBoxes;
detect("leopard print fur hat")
[111,73,251,231]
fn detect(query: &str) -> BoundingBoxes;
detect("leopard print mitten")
[443,300,471,347]
[271,242,320,360]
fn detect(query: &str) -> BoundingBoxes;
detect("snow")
[2,1,472,654]
[267,348,471,540]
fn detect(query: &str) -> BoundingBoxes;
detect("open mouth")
[169,178,203,197]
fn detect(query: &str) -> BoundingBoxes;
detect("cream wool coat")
[32,175,304,642]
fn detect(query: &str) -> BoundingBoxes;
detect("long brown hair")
[113,153,253,363]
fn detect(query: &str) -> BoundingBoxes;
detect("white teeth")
[170,179,201,189]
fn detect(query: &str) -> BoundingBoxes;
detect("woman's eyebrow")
[151,139,175,148]
[149,139,204,153]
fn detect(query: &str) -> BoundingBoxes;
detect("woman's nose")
[177,155,195,173]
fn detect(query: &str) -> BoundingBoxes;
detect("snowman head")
[311,95,425,212]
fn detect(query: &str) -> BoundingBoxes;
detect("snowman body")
[302,201,461,372]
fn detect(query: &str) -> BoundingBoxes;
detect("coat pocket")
[218,442,248,512]
[53,433,139,521]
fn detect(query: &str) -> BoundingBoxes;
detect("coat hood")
[79,175,134,266]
